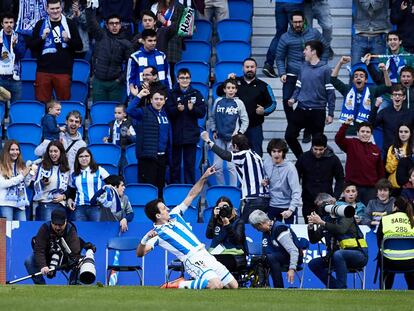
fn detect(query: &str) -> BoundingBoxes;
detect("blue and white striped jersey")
[71,166,109,206]
[147,203,204,261]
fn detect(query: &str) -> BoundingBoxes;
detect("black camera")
[218,204,232,218]
[48,240,63,278]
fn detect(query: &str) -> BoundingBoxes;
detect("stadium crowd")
[1,0,414,289]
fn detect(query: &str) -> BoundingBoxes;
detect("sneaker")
[328,47,334,60]
[160,277,185,289]
[262,63,278,78]
[302,132,311,144]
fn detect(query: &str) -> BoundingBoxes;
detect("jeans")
[241,197,269,222]
[214,139,237,187]
[356,185,377,207]
[304,0,333,45]
[245,125,264,157]
[265,2,304,66]
[0,206,26,221]
[73,205,101,221]
[351,34,386,66]
[0,77,21,103]
[308,248,368,289]
[266,251,302,288]
[282,75,297,123]
[36,202,65,221]
[24,253,46,284]
[268,206,294,224]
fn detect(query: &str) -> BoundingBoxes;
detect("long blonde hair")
[0,140,26,178]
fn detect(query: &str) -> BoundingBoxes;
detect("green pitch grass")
[0,286,413,311]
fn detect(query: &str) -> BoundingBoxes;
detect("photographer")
[206,197,246,272]
[249,210,302,288]
[24,208,81,284]
[307,193,368,289]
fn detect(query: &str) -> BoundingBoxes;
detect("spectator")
[33,141,70,221]
[336,182,366,224]
[276,10,328,141]
[61,110,86,173]
[401,167,414,204]
[103,104,136,173]
[400,66,414,109]
[369,84,414,155]
[126,89,172,195]
[217,58,277,157]
[127,29,171,97]
[351,0,390,67]
[249,209,303,288]
[362,178,395,228]
[263,138,301,224]
[331,56,391,135]
[0,140,30,220]
[206,196,246,273]
[201,132,269,222]
[335,117,385,206]
[201,0,229,24]
[133,66,169,108]
[391,0,414,53]
[386,123,413,190]
[166,68,206,184]
[296,133,344,222]
[304,0,334,59]
[262,1,304,78]
[86,8,133,102]
[63,0,89,59]
[284,40,335,158]
[0,12,25,103]
[67,147,110,221]
[150,0,184,85]
[90,175,134,228]
[396,140,414,187]
[210,78,249,186]
[100,0,135,39]
[28,0,83,103]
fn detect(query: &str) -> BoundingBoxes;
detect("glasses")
[178,76,190,80]
[108,21,121,26]
[392,93,404,97]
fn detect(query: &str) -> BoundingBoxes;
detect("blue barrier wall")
[5,221,408,289]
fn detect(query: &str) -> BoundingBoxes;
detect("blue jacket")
[166,84,206,145]
[276,26,328,76]
[41,113,60,140]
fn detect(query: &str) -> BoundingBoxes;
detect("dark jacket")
[166,84,206,145]
[391,0,414,50]
[34,221,80,269]
[216,76,277,128]
[296,146,344,203]
[86,8,132,82]
[41,113,60,140]
[107,118,135,149]
[396,156,414,187]
[206,215,245,251]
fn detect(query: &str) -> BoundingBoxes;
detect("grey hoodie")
[263,156,302,212]
[62,131,87,173]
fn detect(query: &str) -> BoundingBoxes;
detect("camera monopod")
[7,266,65,285]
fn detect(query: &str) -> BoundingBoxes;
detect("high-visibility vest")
[381,212,414,260]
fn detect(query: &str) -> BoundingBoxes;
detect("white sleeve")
[170,202,189,216]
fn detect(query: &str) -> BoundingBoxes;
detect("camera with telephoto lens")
[219,204,233,218]
[78,249,96,284]
[324,204,355,218]
[48,240,63,278]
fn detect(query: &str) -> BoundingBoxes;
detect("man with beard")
[61,110,86,173]
[400,66,414,110]
[216,58,276,156]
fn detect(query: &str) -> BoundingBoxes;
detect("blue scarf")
[16,0,48,36]
[40,15,71,55]
[33,165,69,201]
[339,86,371,123]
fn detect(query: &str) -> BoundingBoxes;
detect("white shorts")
[183,249,234,286]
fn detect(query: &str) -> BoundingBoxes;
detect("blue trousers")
[73,205,101,221]
[0,205,26,221]
[36,202,65,221]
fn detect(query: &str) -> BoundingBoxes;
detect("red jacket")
[335,123,385,186]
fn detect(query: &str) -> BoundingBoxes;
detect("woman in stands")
[67,147,109,221]
[377,196,414,289]
[33,141,70,221]
[205,196,246,274]
[0,140,31,220]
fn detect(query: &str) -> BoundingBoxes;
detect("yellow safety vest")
[381,212,414,260]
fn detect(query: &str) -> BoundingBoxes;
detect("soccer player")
[136,166,239,289]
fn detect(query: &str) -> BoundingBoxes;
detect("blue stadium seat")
[217,19,252,42]
[191,19,212,41]
[182,41,211,62]
[88,143,121,166]
[90,101,119,125]
[123,163,138,184]
[126,144,137,164]
[163,184,199,223]
[212,82,222,101]
[205,185,242,210]
[20,81,36,100]
[125,183,158,222]
[0,101,5,121]
[70,81,88,103]
[9,100,44,124]
[7,123,42,145]
[20,58,37,81]
[191,82,209,102]
[215,61,243,83]
[216,41,251,62]
[174,61,210,85]
[72,59,90,84]
[100,163,119,175]
[57,101,86,124]
[228,0,253,22]
[19,143,38,161]
[88,124,109,145]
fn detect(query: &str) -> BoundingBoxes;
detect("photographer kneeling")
[307,193,368,289]
[24,208,81,284]
[206,197,247,273]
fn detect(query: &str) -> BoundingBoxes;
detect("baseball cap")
[51,208,67,225]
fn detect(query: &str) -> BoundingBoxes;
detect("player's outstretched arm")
[182,166,216,207]
[136,230,158,257]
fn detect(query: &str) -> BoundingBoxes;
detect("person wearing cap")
[24,208,81,284]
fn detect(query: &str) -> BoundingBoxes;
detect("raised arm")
[182,166,216,207]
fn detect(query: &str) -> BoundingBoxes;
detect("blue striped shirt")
[71,166,109,206]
